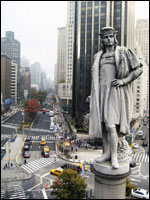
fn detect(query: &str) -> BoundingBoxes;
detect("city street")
[1,103,149,199]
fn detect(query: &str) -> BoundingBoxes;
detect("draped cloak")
[89,46,143,139]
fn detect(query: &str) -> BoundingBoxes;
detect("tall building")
[41,71,47,91]
[133,43,148,119]
[1,31,21,103]
[30,62,41,91]
[72,1,136,126]
[1,55,12,110]
[136,19,149,65]
[11,61,18,105]
[56,27,67,108]
[20,67,31,100]
[136,19,149,114]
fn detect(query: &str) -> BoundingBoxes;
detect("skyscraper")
[56,27,67,108]
[1,31,21,103]
[72,1,136,126]
[30,62,41,91]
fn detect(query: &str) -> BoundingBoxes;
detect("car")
[40,139,46,145]
[74,162,88,171]
[23,144,30,151]
[131,188,149,199]
[24,138,32,145]
[130,161,136,168]
[141,135,146,140]
[41,151,50,158]
[138,131,143,137]
[22,151,30,158]
[43,145,50,152]
[133,143,139,149]
[135,135,140,140]
[142,141,148,147]
[42,108,46,113]
[50,168,63,176]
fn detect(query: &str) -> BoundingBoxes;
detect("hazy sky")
[1,1,149,81]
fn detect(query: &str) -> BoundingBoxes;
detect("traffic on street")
[1,94,149,199]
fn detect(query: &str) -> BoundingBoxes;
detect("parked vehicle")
[22,151,30,158]
[131,188,149,199]
[141,135,146,140]
[142,141,148,147]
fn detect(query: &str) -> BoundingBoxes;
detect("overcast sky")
[1,1,149,81]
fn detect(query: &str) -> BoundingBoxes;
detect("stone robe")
[89,46,143,139]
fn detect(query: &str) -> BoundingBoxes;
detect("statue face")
[102,33,115,47]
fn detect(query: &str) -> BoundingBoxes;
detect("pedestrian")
[11,163,13,169]
[24,159,27,164]
[71,145,73,152]
[76,146,78,152]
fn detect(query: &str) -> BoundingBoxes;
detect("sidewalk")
[57,145,103,165]
[1,134,32,183]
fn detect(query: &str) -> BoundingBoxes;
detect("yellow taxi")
[43,145,50,152]
[40,139,46,145]
[74,162,88,171]
[50,168,63,176]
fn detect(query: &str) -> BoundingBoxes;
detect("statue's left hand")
[111,79,124,88]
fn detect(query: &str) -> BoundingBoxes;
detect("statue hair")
[100,33,118,51]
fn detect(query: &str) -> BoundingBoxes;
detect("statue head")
[99,27,118,50]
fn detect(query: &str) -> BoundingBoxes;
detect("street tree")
[51,169,87,199]
[126,177,137,197]
[25,99,40,121]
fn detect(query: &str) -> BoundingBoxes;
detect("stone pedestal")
[91,161,130,199]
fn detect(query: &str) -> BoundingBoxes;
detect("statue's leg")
[107,127,119,169]
[95,124,110,163]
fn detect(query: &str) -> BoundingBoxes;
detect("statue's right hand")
[86,96,91,103]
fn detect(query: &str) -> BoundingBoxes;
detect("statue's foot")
[95,154,110,163]
[111,158,119,169]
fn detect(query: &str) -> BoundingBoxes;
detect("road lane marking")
[42,188,48,199]
[130,178,141,182]
[41,172,50,177]
[27,176,42,191]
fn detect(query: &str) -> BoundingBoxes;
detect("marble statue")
[88,27,143,169]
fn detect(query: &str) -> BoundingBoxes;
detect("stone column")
[91,161,130,199]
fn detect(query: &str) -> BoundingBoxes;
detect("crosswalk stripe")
[21,157,59,173]
[132,152,149,163]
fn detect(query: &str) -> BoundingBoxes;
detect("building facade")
[56,27,67,108]
[11,61,18,105]
[1,31,21,103]
[136,19,149,114]
[72,1,136,126]
[20,67,31,100]
[30,62,41,91]
[1,55,12,110]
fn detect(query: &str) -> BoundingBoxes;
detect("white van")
[49,110,54,117]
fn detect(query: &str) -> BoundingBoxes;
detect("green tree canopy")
[51,169,87,199]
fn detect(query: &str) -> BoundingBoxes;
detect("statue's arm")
[112,48,143,88]
[121,65,143,85]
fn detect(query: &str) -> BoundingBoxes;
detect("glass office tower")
[72,1,135,127]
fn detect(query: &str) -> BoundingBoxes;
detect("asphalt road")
[32,112,50,129]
